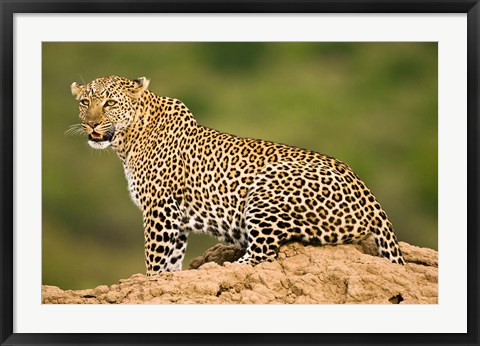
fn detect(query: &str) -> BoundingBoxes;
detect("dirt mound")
[42,236,438,304]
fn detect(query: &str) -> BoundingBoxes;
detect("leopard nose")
[87,122,100,130]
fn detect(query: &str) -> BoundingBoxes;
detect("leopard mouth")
[88,126,115,143]
[86,125,115,149]
[88,131,113,142]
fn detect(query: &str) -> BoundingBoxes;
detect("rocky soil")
[42,236,438,304]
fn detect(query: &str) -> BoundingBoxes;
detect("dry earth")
[42,236,438,304]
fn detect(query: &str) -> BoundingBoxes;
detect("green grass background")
[42,42,438,289]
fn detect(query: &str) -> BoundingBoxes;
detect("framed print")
[1,1,479,346]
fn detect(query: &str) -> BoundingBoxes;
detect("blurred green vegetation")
[42,42,438,289]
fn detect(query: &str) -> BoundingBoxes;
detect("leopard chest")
[123,163,141,208]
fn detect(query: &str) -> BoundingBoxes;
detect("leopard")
[70,75,405,275]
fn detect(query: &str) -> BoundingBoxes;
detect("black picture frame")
[1,1,479,345]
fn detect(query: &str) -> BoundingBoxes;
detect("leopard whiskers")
[106,146,114,156]
[88,145,114,156]
[65,124,86,136]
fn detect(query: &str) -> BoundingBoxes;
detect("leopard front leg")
[143,200,188,275]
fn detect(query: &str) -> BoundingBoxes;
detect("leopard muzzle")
[83,122,115,148]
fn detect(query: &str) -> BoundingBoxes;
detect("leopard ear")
[126,77,150,98]
[71,82,85,100]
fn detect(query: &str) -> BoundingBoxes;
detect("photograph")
[41,42,438,304]
[2,2,478,344]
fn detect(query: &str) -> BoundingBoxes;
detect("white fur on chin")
[88,140,111,149]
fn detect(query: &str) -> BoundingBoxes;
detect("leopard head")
[71,76,149,149]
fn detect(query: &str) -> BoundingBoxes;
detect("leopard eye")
[80,99,90,107]
[104,100,117,107]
